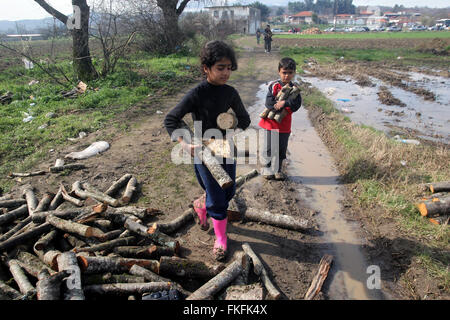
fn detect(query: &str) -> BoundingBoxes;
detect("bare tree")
[34,0,98,81]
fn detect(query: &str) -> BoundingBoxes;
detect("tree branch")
[34,0,69,25]
[176,0,192,16]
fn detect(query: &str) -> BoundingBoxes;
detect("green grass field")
[276,30,450,40]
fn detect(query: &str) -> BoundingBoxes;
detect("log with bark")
[31,208,91,224]
[428,216,449,226]
[124,219,180,253]
[217,112,238,130]
[0,216,32,242]
[56,251,85,300]
[243,208,310,231]
[159,256,225,280]
[429,181,450,194]
[186,251,249,300]
[416,196,450,217]
[0,222,52,252]
[155,208,194,234]
[106,206,162,220]
[34,192,54,213]
[36,269,70,300]
[83,282,172,296]
[0,204,28,226]
[114,244,176,260]
[46,215,106,239]
[72,181,119,207]
[82,273,145,285]
[15,250,54,278]
[76,256,160,274]
[0,198,27,208]
[242,242,281,300]
[22,185,38,216]
[235,169,259,188]
[4,258,36,297]
[0,279,23,300]
[48,188,64,210]
[73,236,136,253]
[304,254,333,300]
[49,164,86,173]
[105,173,133,196]
[8,171,46,178]
[120,176,137,205]
[60,184,84,207]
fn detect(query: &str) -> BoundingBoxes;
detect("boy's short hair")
[278,57,296,71]
[200,40,237,71]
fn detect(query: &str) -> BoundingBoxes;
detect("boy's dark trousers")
[194,160,236,221]
[264,39,271,52]
[260,129,290,173]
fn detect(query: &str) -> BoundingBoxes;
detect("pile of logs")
[0,170,315,300]
[416,181,450,225]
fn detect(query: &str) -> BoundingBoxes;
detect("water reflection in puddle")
[302,72,450,144]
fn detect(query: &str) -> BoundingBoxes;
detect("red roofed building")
[290,11,314,24]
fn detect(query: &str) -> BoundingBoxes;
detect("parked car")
[271,28,283,33]
[370,26,385,31]
[387,26,402,32]
[429,25,444,31]
[409,25,427,31]
[353,26,369,32]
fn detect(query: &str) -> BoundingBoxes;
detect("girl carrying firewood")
[164,40,251,261]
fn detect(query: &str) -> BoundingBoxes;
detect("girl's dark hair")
[200,40,238,72]
[278,57,296,71]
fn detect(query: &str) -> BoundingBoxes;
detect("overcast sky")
[0,0,448,21]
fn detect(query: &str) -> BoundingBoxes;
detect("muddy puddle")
[242,83,384,299]
[301,72,450,144]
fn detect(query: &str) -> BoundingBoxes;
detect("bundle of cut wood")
[301,28,322,35]
[416,181,450,225]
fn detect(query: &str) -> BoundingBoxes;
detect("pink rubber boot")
[193,194,209,231]
[211,217,228,261]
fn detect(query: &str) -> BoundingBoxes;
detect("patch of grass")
[277,31,450,40]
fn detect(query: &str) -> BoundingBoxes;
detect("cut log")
[429,181,450,194]
[76,256,160,274]
[0,204,28,226]
[0,280,23,300]
[33,230,59,251]
[49,164,86,173]
[0,198,27,208]
[6,258,36,296]
[74,236,136,253]
[32,208,91,224]
[105,173,133,196]
[34,248,61,271]
[89,219,113,231]
[121,177,137,205]
[60,184,84,207]
[416,197,450,217]
[235,169,259,188]
[46,215,106,239]
[48,188,64,211]
[217,112,238,130]
[223,283,265,300]
[8,171,46,178]
[64,234,88,248]
[34,192,54,213]
[304,254,333,300]
[83,282,172,296]
[159,256,225,280]
[107,206,162,220]
[155,208,194,234]
[421,192,449,201]
[72,181,119,207]
[56,251,85,300]
[227,197,243,222]
[244,208,309,231]
[82,273,145,285]
[36,269,70,300]
[114,245,175,260]
[428,216,449,226]
[22,184,38,215]
[125,219,180,253]
[242,242,281,300]
[186,251,248,300]
[0,222,52,252]
[15,251,54,278]
[0,216,32,242]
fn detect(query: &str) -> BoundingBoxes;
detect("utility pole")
[333,0,337,28]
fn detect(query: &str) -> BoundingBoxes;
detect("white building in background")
[206,5,261,34]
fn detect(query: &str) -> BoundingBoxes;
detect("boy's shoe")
[193,194,209,231]
[212,218,228,261]
[274,171,287,181]
[261,166,274,180]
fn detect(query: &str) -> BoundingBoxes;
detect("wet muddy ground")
[2,39,448,299]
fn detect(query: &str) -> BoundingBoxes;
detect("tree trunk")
[416,196,450,217]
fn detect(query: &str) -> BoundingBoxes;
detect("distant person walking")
[256,29,261,45]
[264,25,273,53]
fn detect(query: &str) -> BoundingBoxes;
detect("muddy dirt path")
[4,46,387,300]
